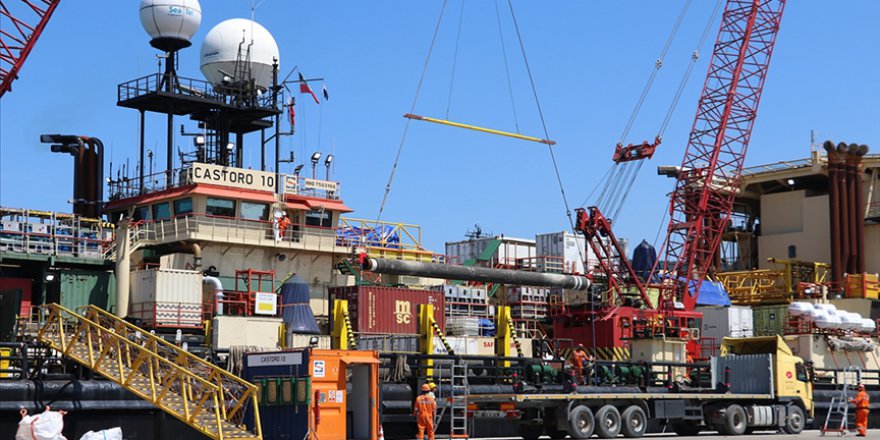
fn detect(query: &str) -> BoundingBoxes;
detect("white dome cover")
[200,18,280,90]
[860,319,876,333]
[788,302,814,316]
[140,0,201,43]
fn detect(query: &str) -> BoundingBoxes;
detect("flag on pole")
[322,83,329,101]
[299,73,320,104]
[287,97,295,127]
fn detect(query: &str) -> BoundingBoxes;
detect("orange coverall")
[414,393,436,440]
[851,389,870,436]
[572,350,587,385]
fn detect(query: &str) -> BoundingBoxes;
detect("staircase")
[37,304,262,440]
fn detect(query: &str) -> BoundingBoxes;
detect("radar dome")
[140,0,202,51]
[200,18,280,91]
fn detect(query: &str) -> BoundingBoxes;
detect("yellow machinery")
[717,258,831,305]
[37,304,262,440]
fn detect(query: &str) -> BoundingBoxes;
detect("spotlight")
[45,273,55,282]
[787,178,795,186]
[309,336,320,347]
[194,135,205,147]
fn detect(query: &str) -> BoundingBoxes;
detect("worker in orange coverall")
[572,346,588,385]
[414,383,437,440]
[850,383,870,437]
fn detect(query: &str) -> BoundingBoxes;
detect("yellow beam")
[404,113,556,146]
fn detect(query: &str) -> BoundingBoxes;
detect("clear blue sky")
[1,1,878,253]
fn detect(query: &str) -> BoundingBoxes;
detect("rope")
[494,0,520,133]
[376,0,449,223]
[445,0,466,120]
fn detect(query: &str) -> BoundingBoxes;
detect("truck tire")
[783,405,805,435]
[620,405,647,438]
[567,405,595,439]
[671,421,701,436]
[594,405,622,439]
[723,404,747,436]
[519,425,544,440]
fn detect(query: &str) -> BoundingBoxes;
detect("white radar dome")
[200,18,280,91]
[140,0,201,50]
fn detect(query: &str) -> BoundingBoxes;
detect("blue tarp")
[691,279,731,307]
[336,225,401,248]
[280,275,320,334]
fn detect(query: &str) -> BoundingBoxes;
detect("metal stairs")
[37,304,262,440]
[432,362,470,439]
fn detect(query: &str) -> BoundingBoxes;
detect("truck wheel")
[594,405,622,439]
[783,406,805,435]
[519,425,544,440]
[621,406,647,438]
[671,421,701,436]
[723,404,747,436]
[567,405,595,439]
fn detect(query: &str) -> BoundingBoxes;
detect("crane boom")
[658,0,787,310]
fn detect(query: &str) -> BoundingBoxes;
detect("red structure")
[657,0,787,310]
[0,0,60,97]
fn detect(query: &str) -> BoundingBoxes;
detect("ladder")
[821,366,860,436]
[449,363,469,438]
[37,304,262,440]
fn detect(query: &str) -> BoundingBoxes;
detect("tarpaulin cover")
[280,276,320,334]
[692,279,731,306]
[631,240,657,282]
[337,225,401,248]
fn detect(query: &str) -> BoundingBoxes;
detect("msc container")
[752,304,790,336]
[57,269,116,313]
[330,286,445,334]
[697,305,754,343]
[130,268,203,327]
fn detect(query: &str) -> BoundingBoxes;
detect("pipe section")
[836,142,851,276]
[824,141,842,285]
[204,276,224,316]
[362,258,591,290]
[854,144,869,273]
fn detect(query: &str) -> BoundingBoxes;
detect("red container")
[330,286,445,334]
[0,278,33,317]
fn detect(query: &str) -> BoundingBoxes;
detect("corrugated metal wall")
[59,269,116,312]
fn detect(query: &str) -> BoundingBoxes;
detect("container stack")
[442,285,489,317]
[507,286,549,320]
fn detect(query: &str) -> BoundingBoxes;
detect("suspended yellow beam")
[404,113,556,145]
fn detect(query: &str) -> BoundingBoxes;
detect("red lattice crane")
[657,0,787,310]
[576,0,787,313]
[0,0,60,98]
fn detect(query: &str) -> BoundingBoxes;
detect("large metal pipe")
[824,141,842,285]
[362,258,591,290]
[836,142,851,275]
[854,144,870,274]
[846,145,860,274]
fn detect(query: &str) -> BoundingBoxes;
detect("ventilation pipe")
[854,144,870,274]
[836,142,851,276]
[115,220,131,317]
[824,141,842,285]
[191,243,203,269]
[204,276,224,316]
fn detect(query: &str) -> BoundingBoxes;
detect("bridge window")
[133,206,150,221]
[206,198,236,217]
[152,202,171,220]
[174,198,193,215]
[305,210,331,228]
[241,202,269,220]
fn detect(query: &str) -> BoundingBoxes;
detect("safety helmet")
[857,383,865,390]
[421,384,431,392]
[428,382,437,390]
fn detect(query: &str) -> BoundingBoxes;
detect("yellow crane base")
[404,113,556,145]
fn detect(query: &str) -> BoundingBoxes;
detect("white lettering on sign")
[190,163,276,192]
[303,178,338,192]
[314,360,326,378]
[247,352,303,367]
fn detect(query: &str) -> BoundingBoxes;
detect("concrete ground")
[470,431,864,439]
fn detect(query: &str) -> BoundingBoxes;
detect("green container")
[58,269,116,313]
[752,304,788,336]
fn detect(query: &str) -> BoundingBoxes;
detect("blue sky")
[1,1,878,253]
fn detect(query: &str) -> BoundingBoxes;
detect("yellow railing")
[716,270,789,305]
[338,217,435,262]
[37,304,262,440]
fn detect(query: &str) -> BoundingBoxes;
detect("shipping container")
[445,236,536,268]
[535,231,591,274]
[752,304,789,336]
[0,277,32,317]
[696,305,754,344]
[212,315,282,350]
[56,269,116,313]
[130,268,203,327]
[330,286,445,334]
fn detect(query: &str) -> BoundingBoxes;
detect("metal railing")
[716,269,790,305]
[337,217,436,262]
[37,303,262,440]
[0,207,113,261]
[118,73,277,110]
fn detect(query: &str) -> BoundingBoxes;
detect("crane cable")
[445,0,466,120]
[495,0,520,134]
[376,0,449,223]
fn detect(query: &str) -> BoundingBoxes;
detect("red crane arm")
[0,0,60,98]
[658,0,786,310]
